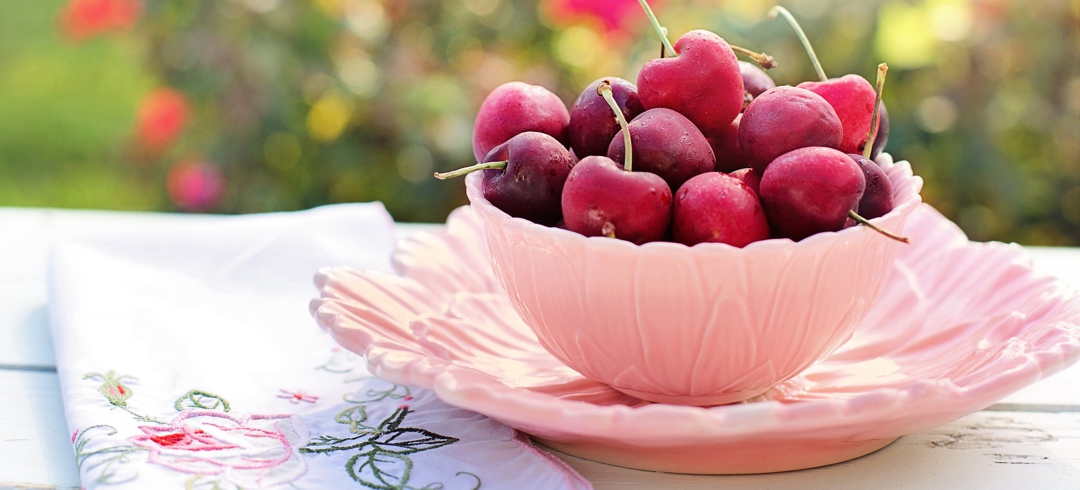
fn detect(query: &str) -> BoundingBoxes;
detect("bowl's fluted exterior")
[466,156,924,405]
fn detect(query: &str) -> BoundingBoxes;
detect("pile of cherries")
[437,2,907,246]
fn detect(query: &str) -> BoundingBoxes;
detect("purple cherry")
[569,77,644,158]
[606,108,715,191]
[437,131,574,225]
[759,147,865,241]
[847,153,894,220]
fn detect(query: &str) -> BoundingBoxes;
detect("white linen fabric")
[48,203,591,490]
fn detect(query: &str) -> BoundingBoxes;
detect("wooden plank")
[0,370,79,489]
[551,411,1080,489]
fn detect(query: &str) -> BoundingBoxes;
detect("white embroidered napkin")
[48,204,592,490]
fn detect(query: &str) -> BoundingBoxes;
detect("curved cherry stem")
[730,45,777,70]
[598,80,633,172]
[862,63,888,159]
[769,6,827,82]
[848,210,910,243]
[637,0,676,58]
[433,161,507,180]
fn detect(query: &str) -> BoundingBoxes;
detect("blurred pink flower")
[58,0,141,42]
[136,88,190,155]
[167,161,225,212]
[547,0,661,33]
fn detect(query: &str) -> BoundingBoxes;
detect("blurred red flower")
[58,0,142,42]
[135,88,190,155]
[547,0,660,33]
[167,161,225,212]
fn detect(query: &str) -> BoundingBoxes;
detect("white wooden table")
[2,208,1079,489]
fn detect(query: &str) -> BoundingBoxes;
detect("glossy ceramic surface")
[465,155,924,405]
[310,197,1080,473]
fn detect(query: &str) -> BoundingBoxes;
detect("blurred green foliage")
[0,0,1077,244]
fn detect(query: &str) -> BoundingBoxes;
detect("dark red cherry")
[740,60,776,100]
[637,29,744,136]
[740,86,843,173]
[847,153,894,220]
[561,156,672,245]
[438,132,574,225]
[759,147,865,241]
[607,108,715,191]
[672,172,770,247]
[798,75,879,155]
[707,114,746,173]
[729,167,761,196]
[569,77,644,158]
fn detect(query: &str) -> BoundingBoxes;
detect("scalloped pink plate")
[310,202,1080,474]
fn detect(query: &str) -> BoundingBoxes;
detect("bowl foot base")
[612,386,772,406]
[534,435,899,474]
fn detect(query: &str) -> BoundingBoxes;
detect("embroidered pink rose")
[128,410,308,488]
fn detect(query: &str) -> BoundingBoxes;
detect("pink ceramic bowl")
[465,155,924,406]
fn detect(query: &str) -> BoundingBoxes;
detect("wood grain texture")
[0,371,80,489]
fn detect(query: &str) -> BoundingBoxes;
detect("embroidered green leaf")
[348,450,412,490]
[74,425,145,485]
[372,429,457,455]
[85,371,136,408]
[344,382,411,403]
[336,405,374,435]
[174,390,231,412]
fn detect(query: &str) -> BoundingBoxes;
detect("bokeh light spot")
[463,0,501,16]
[396,145,434,183]
[875,1,935,68]
[338,55,380,97]
[916,96,959,133]
[929,0,972,42]
[554,25,601,69]
[307,94,353,141]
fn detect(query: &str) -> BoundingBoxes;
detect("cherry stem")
[730,45,777,70]
[433,160,507,180]
[848,210,910,243]
[637,0,676,58]
[660,27,668,58]
[769,6,827,82]
[598,80,633,172]
[862,63,888,159]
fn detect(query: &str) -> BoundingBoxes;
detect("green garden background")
[1,0,1077,244]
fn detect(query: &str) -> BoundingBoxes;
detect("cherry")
[562,156,672,244]
[771,6,879,155]
[848,153,893,220]
[633,0,744,136]
[844,64,894,220]
[569,77,644,158]
[729,167,761,196]
[606,108,715,190]
[739,86,843,173]
[472,81,570,162]
[707,114,745,173]
[671,172,770,247]
[871,101,889,159]
[798,75,878,155]
[561,82,672,244]
[740,60,776,101]
[759,147,865,241]
[436,131,574,225]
